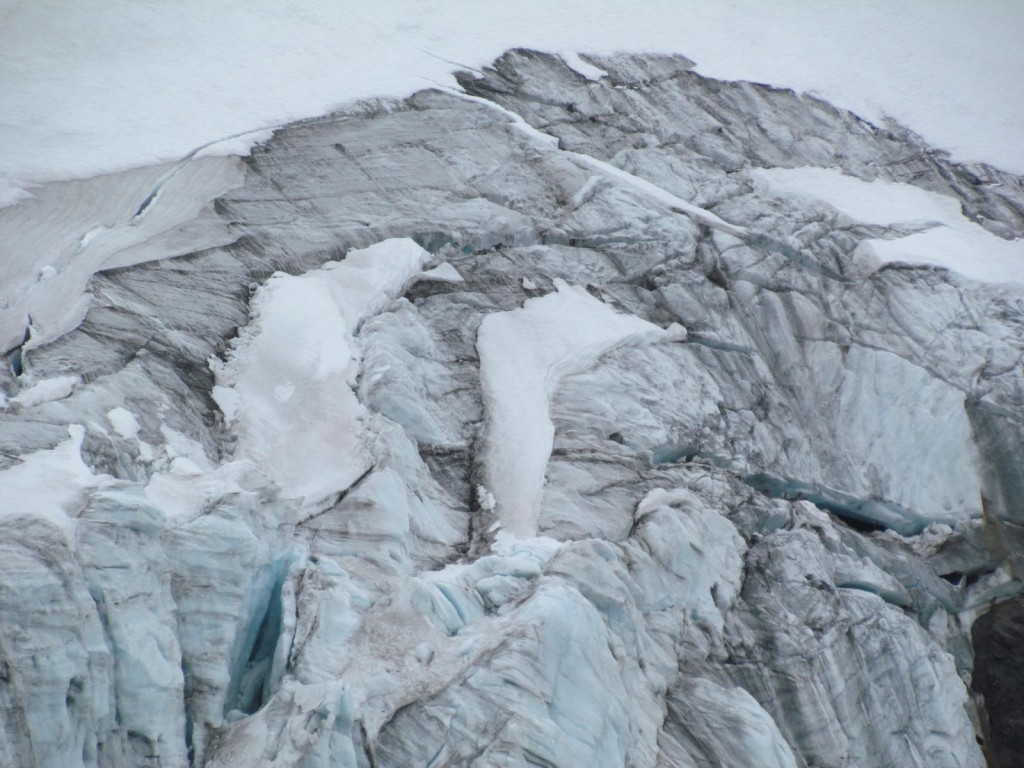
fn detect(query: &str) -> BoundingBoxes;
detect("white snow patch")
[273,382,297,403]
[159,426,214,472]
[664,322,688,341]
[0,179,34,209]
[752,166,1024,285]
[859,227,1024,287]
[417,262,465,283]
[751,166,963,227]
[570,175,604,210]
[107,406,157,460]
[8,375,78,408]
[561,52,607,81]
[78,226,107,250]
[476,484,497,512]
[144,459,265,521]
[477,280,672,537]
[636,487,703,517]
[107,407,140,439]
[0,425,107,535]
[210,238,429,506]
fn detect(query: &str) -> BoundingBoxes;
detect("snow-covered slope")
[2,49,1024,768]
[1,0,1022,206]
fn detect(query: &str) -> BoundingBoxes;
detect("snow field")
[2,0,1021,200]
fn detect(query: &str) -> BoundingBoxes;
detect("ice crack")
[451,88,750,239]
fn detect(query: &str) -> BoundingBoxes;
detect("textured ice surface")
[4,49,1024,768]
[0,156,243,354]
[753,166,1024,284]
[457,89,750,238]
[0,424,106,535]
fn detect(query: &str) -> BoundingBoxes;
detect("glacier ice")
[2,49,1024,767]
[752,165,1024,284]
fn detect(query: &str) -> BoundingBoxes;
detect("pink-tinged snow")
[0,0,1021,206]
[476,281,682,537]
[0,424,109,536]
[209,238,429,508]
[751,166,1024,286]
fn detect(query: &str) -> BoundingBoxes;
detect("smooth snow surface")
[752,167,1024,285]
[477,281,673,537]
[210,238,429,507]
[1,0,1021,202]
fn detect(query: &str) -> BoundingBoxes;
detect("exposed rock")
[972,595,1024,766]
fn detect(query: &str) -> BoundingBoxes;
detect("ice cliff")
[2,50,1024,768]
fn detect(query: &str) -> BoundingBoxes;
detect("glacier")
[1,49,1024,767]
